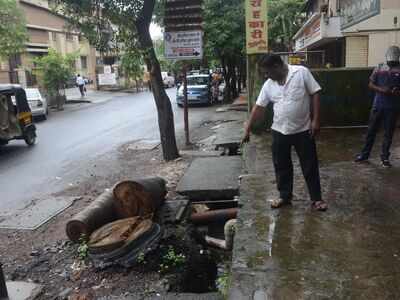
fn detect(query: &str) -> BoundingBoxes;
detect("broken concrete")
[127,140,161,151]
[176,157,242,201]
[5,281,43,300]
[213,121,244,150]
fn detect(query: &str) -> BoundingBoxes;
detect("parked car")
[25,88,48,120]
[176,74,212,106]
[161,72,175,88]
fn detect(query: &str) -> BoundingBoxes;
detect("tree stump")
[113,177,167,219]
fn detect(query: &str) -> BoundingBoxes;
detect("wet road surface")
[0,88,212,216]
[232,129,400,299]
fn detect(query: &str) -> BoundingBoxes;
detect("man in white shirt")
[242,54,327,211]
[76,74,86,97]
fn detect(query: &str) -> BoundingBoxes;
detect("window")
[52,32,57,41]
[80,56,88,69]
[187,76,210,86]
[69,60,76,69]
[66,32,74,41]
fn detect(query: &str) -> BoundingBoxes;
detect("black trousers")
[360,107,399,160]
[78,84,85,96]
[272,130,322,202]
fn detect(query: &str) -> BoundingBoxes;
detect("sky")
[150,23,163,40]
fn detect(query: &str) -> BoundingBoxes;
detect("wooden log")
[113,177,167,219]
[66,190,117,242]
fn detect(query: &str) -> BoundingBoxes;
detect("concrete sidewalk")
[64,86,136,104]
[230,129,400,299]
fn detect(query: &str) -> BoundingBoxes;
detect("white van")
[161,72,175,88]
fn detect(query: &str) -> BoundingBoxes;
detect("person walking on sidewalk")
[242,54,327,211]
[355,46,400,168]
[76,74,86,97]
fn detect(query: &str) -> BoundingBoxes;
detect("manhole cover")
[0,197,77,230]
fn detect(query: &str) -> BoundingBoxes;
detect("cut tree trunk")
[135,0,179,161]
[113,177,167,218]
[66,190,117,242]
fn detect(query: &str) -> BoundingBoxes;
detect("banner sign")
[98,73,116,85]
[245,0,268,54]
[164,31,203,60]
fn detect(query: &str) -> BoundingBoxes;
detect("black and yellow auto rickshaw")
[0,84,36,146]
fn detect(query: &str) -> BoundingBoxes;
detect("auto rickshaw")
[0,84,36,146]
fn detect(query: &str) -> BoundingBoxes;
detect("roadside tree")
[268,0,305,51]
[204,0,246,102]
[57,0,179,160]
[34,49,76,110]
[121,49,144,93]
[0,0,28,59]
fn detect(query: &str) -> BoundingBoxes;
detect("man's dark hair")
[259,53,284,69]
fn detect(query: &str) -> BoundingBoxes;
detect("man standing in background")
[76,74,86,97]
[355,46,400,167]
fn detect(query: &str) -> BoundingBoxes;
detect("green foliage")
[137,251,146,264]
[0,0,28,59]
[77,235,89,260]
[55,0,145,54]
[159,246,186,273]
[203,0,245,62]
[34,49,77,96]
[216,269,231,298]
[121,49,144,81]
[268,0,306,50]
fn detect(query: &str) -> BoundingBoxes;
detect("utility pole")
[245,0,268,121]
[164,0,204,147]
[183,64,190,145]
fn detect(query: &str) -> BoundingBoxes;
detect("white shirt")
[76,76,85,86]
[256,65,321,135]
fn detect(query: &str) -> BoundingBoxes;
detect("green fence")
[313,67,374,126]
[250,67,375,130]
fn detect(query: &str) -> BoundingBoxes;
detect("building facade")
[0,0,97,87]
[293,0,400,68]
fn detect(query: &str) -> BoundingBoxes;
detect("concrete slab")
[213,121,244,148]
[127,139,160,150]
[176,157,242,200]
[6,281,43,300]
[0,197,76,230]
[179,150,224,157]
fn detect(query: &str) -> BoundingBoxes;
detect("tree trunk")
[135,0,179,161]
[221,58,232,103]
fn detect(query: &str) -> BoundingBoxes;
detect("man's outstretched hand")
[241,131,250,145]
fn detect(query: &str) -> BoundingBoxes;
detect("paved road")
[0,88,212,216]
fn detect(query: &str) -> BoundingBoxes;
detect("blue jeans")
[361,107,399,160]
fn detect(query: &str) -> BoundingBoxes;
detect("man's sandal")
[270,198,292,209]
[311,200,328,212]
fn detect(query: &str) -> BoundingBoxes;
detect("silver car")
[25,88,48,120]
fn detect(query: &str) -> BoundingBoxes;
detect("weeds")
[159,246,186,273]
[137,251,146,264]
[216,269,231,298]
[77,235,89,260]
